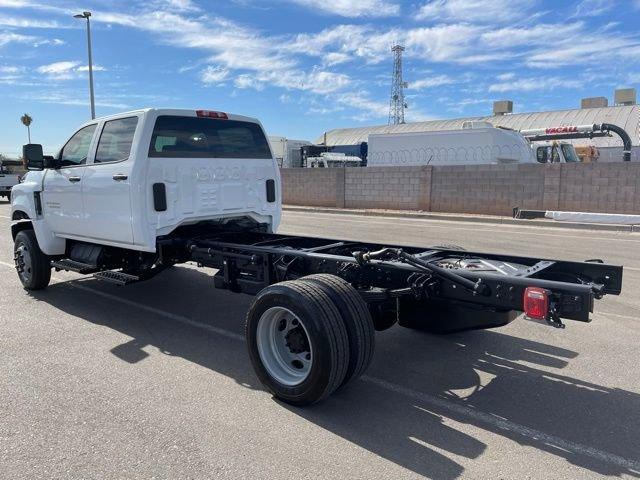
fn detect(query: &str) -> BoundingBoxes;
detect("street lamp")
[73,11,95,119]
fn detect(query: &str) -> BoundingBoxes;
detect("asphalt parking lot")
[1,201,639,479]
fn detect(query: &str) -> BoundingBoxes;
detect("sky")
[1,0,640,157]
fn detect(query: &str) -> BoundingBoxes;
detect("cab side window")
[536,147,548,163]
[95,117,138,164]
[60,124,97,167]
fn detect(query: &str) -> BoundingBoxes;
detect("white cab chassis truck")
[11,108,623,406]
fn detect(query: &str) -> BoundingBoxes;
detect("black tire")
[246,280,349,406]
[299,274,375,387]
[14,229,51,290]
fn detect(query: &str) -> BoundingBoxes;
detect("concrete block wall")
[281,168,341,207]
[430,164,545,215]
[280,163,640,216]
[558,162,640,214]
[345,166,431,210]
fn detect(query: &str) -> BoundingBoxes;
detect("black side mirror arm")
[43,155,56,169]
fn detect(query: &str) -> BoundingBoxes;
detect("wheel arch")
[11,219,33,240]
[12,210,30,221]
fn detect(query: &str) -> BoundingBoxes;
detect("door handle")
[68,176,81,183]
[112,174,128,181]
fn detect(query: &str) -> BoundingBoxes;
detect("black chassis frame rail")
[168,229,622,323]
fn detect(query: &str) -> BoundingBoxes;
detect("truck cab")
[533,141,581,164]
[12,108,281,257]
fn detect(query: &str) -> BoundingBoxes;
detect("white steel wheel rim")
[256,306,313,386]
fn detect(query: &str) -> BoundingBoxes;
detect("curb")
[283,205,638,233]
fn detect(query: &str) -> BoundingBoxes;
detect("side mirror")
[23,144,45,170]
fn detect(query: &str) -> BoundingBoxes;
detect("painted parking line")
[0,258,637,473]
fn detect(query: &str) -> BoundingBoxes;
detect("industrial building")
[317,89,639,162]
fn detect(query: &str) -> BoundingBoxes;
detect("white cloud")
[0,64,23,84]
[0,0,32,6]
[0,31,35,46]
[410,75,455,90]
[323,52,351,66]
[572,0,613,17]
[489,76,583,93]
[284,0,399,17]
[480,23,584,48]
[0,65,23,74]
[405,24,485,62]
[526,36,640,68]
[94,11,294,73]
[334,91,389,119]
[200,65,229,85]
[416,0,537,23]
[26,92,129,109]
[37,61,80,75]
[36,61,106,80]
[233,68,352,95]
[234,74,265,91]
[0,14,66,28]
[292,25,396,65]
[151,0,201,12]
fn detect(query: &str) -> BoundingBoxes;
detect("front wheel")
[14,230,51,290]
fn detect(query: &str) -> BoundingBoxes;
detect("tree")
[20,113,33,143]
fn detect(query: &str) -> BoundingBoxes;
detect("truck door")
[42,124,97,237]
[81,116,138,244]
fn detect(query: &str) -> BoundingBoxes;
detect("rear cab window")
[148,115,272,159]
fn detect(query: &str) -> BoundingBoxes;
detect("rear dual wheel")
[245,275,375,406]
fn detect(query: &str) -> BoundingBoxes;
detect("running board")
[93,271,140,286]
[51,258,99,274]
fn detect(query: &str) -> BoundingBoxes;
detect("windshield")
[561,144,580,163]
[149,115,272,159]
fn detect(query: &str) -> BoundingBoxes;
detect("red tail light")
[196,110,228,119]
[523,287,549,320]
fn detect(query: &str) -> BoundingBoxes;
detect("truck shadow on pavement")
[31,266,640,479]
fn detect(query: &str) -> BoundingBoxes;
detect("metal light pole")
[74,11,95,119]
